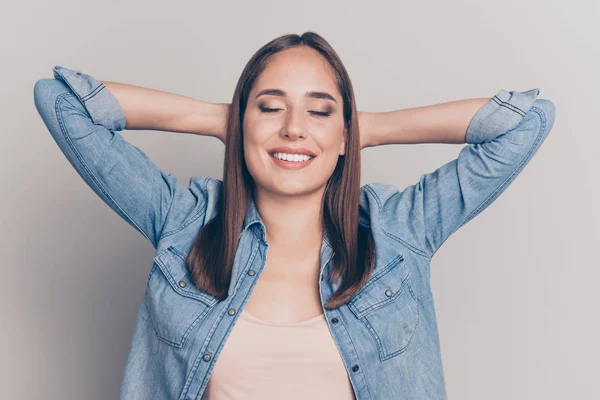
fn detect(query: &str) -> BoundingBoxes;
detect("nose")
[281,107,307,140]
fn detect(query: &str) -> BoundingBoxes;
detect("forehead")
[252,47,339,98]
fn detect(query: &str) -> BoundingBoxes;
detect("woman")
[34,31,555,399]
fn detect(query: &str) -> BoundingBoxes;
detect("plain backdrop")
[1,0,598,398]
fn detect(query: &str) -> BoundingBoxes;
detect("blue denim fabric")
[34,65,556,400]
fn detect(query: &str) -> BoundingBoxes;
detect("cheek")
[243,126,265,160]
[243,115,269,145]
[242,130,268,178]
[317,126,345,152]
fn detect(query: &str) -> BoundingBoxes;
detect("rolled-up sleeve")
[51,66,127,132]
[368,88,557,259]
[33,66,204,248]
[466,88,542,144]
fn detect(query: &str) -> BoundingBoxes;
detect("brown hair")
[186,31,375,309]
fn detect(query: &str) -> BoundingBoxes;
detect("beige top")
[200,309,356,400]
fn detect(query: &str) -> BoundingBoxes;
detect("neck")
[253,186,325,249]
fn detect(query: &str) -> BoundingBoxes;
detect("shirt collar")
[240,195,333,250]
[241,194,265,240]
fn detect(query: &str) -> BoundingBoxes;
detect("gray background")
[2,0,598,398]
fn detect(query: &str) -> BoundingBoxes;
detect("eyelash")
[259,106,332,117]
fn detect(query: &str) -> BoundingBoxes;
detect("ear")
[339,126,348,156]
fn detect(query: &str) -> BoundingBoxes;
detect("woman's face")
[243,46,347,198]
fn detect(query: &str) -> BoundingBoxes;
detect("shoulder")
[161,175,222,232]
[188,176,222,215]
[360,182,407,214]
[360,182,431,259]
[359,182,399,226]
[189,175,222,194]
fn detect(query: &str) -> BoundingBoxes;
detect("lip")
[269,148,317,170]
[268,146,317,157]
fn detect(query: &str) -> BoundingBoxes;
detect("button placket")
[321,302,360,397]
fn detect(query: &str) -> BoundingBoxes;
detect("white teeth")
[272,152,314,162]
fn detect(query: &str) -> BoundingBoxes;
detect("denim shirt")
[34,66,556,400]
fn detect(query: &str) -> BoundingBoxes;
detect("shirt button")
[179,280,186,288]
[203,353,211,362]
[352,364,359,372]
[228,308,236,316]
[385,289,393,297]
[247,269,256,276]
[331,317,339,324]
[320,274,324,281]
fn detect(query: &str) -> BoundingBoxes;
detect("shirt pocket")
[348,254,420,361]
[144,245,219,348]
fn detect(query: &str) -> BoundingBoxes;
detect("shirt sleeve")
[33,65,206,249]
[367,88,556,259]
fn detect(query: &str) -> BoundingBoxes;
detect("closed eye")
[260,107,281,113]
[310,110,332,117]
[259,106,331,117]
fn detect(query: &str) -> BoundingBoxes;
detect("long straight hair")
[186,31,375,309]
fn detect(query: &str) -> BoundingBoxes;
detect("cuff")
[465,88,540,144]
[52,65,127,132]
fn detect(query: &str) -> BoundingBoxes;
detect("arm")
[101,80,229,143]
[361,88,556,259]
[359,97,492,147]
[33,65,219,249]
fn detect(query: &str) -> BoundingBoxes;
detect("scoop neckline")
[240,309,325,327]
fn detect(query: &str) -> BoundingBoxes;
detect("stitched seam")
[416,290,433,300]
[55,92,155,247]
[458,106,546,230]
[362,317,386,360]
[382,229,431,260]
[189,242,261,399]
[363,184,381,209]
[160,176,211,240]
[156,247,218,305]
[351,273,409,318]
[333,310,373,400]
[81,83,104,102]
[365,184,431,261]
[141,295,182,348]
[354,255,404,296]
[147,262,158,282]
[148,166,157,245]
[491,95,526,116]
[428,106,546,258]
[160,208,207,240]
[355,276,420,361]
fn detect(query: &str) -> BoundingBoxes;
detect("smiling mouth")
[269,152,316,162]
[269,151,317,169]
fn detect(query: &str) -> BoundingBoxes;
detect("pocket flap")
[348,254,408,319]
[153,245,219,306]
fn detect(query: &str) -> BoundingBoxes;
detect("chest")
[242,246,324,323]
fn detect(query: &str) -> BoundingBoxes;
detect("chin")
[259,179,325,197]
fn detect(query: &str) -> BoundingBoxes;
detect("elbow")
[33,78,73,139]
[531,98,556,134]
[33,78,68,120]
[33,78,52,118]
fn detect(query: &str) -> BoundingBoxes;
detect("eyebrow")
[255,88,337,104]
